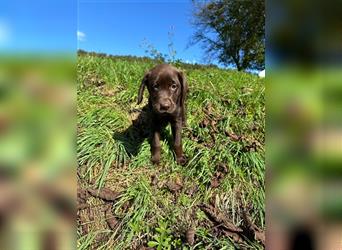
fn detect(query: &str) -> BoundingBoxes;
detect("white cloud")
[258,69,265,78]
[77,30,86,42]
[185,59,197,65]
[0,20,10,46]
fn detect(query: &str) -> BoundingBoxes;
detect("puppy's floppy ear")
[177,70,188,126]
[177,70,188,108]
[137,72,150,104]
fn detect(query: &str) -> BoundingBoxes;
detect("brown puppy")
[137,64,188,165]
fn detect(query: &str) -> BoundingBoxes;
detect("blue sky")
[78,0,207,64]
[0,0,76,52]
[0,0,211,65]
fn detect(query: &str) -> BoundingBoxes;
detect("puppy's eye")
[153,85,159,91]
[170,84,177,90]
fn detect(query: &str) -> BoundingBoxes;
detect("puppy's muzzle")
[160,99,171,111]
[155,99,174,113]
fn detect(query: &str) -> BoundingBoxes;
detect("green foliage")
[147,221,174,250]
[191,0,265,71]
[77,52,265,249]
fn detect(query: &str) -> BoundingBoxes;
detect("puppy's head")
[137,64,187,115]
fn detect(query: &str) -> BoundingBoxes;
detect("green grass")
[77,52,265,249]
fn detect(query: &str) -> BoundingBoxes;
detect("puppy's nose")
[160,100,171,111]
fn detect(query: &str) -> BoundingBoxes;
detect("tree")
[190,0,265,71]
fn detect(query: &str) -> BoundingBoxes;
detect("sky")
[0,0,212,65]
[0,0,76,52]
[78,0,206,64]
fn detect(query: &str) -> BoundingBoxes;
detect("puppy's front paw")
[176,155,187,166]
[151,155,160,165]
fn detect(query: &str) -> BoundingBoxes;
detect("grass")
[77,52,265,249]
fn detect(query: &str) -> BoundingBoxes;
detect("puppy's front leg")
[151,126,161,165]
[172,120,186,165]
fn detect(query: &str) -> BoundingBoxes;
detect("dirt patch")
[165,177,183,193]
[99,85,123,97]
[77,186,92,234]
[84,72,105,87]
[78,212,89,235]
[138,247,154,250]
[241,209,265,246]
[200,103,223,134]
[77,203,90,211]
[200,202,265,246]
[210,163,229,188]
[88,187,121,201]
[242,136,263,152]
[225,131,242,141]
[185,184,199,197]
[185,228,195,246]
[104,205,119,230]
[199,118,210,129]
[150,174,158,186]
[77,184,124,242]
[201,204,243,233]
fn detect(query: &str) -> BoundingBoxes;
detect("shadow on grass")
[112,105,174,157]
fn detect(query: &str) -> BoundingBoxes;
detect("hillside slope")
[77,52,265,249]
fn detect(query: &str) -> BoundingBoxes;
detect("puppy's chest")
[152,113,174,126]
